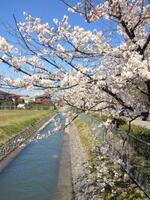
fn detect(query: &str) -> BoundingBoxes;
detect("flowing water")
[0,113,64,200]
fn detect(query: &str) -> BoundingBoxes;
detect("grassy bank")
[91,112,109,122]
[74,118,95,161]
[0,109,55,143]
[91,112,150,142]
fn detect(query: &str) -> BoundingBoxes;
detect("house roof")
[35,93,51,99]
[0,90,9,95]
[0,90,22,98]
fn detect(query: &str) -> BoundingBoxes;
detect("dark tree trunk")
[146,80,150,104]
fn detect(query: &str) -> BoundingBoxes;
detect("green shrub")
[118,118,126,125]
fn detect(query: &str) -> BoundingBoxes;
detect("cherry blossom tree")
[0,0,149,123]
[61,0,150,121]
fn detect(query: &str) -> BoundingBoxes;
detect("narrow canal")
[0,113,64,200]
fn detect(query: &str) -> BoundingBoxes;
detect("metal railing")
[80,113,150,198]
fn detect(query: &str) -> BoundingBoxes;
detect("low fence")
[0,114,52,162]
[80,113,150,198]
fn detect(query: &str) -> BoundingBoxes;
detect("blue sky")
[0,0,103,35]
[0,0,118,96]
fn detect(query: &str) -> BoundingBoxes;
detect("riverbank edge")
[0,112,56,172]
[67,123,98,200]
[56,132,73,200]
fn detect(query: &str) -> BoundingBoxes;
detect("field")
[0,110,53,143]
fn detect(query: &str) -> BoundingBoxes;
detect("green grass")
[91,112,109,122]
[91,112,150,142]
[0,109,55,143]
[118,124,150,142]
[74,118,96,160]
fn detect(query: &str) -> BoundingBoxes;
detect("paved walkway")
[56,132,73,200]
[131,118,150,129]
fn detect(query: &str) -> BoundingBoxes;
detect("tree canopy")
[0,0,150,121]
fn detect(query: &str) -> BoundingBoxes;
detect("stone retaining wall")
[68,123,100,200]
[0,114,52,161]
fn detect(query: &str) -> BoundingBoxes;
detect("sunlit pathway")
[132,118,150,129]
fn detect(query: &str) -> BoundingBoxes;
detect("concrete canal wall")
[56,133,73,200]
[67,123,99,200]
[0,114,53,162]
